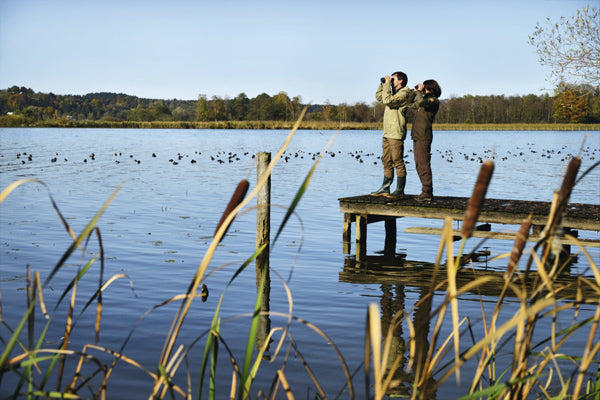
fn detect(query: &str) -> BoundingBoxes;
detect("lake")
[1,128,599,399]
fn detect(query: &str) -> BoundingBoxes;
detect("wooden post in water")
[256,152,271,354]
[256,152,271,270]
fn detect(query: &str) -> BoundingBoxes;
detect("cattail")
[552,156,581,229]
[558,156,581,202]
[461,160,494,238]
[544,156,581,237]
[506,215,532,279]
[214,179,249,242]
[541,156,580,262]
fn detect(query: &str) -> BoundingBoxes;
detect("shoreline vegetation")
[1,117,599,131]
[2,85,600,131]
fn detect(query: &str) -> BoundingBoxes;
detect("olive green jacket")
[409,91,440,141]
[376,83,415,140]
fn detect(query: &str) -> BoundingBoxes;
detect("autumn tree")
[529,6,600,90]
[553,86,589,122]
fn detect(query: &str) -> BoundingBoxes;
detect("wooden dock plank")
[339,195,600,230]
[403,226,600,247]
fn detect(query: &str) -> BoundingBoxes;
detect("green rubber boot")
[389,176,406,198]
[371,176,393,196]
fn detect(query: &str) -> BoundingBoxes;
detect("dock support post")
[343,213,353,254]
[384,217,397,257]
[356,214,367,261]
[562,227,578,255]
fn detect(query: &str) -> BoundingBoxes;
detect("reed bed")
[1,111,599,399]
[1,115,598,131]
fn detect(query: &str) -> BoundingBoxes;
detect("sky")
[0,0,593,105]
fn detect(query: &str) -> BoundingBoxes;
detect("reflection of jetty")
[339,195,600,261]
[340,256,599,301]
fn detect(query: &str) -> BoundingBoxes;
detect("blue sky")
[0,0,592,104]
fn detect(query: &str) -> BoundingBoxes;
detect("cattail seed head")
[214,179,250,242]
[558,156,580,205]
[547,156,581,237]
[506,215,532,279]
[461,160,494,238]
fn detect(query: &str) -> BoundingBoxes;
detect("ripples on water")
[1,128,599,398]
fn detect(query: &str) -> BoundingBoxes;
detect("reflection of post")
[256,152,271,355]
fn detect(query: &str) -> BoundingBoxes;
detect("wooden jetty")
[339,194,600,261]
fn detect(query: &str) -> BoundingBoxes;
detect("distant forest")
[1,85,599,126]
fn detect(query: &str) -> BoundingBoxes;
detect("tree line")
[1,84,599,126]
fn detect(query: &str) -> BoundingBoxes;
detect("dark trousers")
[413,140,432,195]
[382,137,406,178]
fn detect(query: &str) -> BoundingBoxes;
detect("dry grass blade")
[444,217,462,385]
[0,178,41,203]
[34,271,48,318]
[577,240,600,287]
[43,183,121,287]
[266,311,354,399]
[366,303,384,399]
[421,218,454,385]
[0,178,85,246]
[286,335,326,399]
[461,160,494,239]
[272,131,339,249]
[572,294,600,399]
[276,369,294,400]
[439,297,557,385]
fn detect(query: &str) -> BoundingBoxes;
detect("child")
[410,79,442,202]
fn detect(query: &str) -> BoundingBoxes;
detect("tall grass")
[1,111,599,399]
[364,156,600,400]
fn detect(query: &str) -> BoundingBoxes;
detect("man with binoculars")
[371,71,415,198]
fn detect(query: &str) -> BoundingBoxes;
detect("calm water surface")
[1,128,599,398]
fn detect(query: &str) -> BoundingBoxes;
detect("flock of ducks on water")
[4,145,598,167]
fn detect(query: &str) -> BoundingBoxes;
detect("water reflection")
[341,254,438,397]
[379,283,437,398]
[340,255,595,300]
[341,252,597,398]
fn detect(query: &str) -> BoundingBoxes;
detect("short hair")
[392,71,408,88]
[423,79,442,98]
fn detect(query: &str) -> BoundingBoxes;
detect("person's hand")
[384,75,392,84]
[415,83,424,91]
